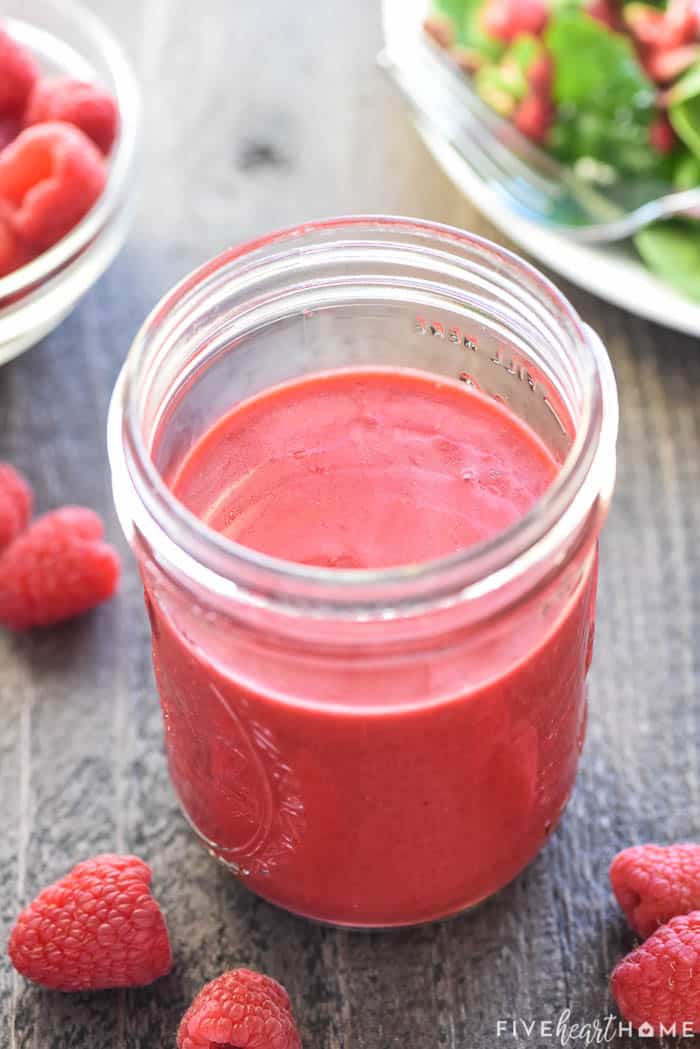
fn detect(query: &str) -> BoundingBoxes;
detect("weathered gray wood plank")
[1,1,699,1047]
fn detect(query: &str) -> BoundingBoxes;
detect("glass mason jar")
[108,217,618,929]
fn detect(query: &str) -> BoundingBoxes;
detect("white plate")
[382,0,700,337]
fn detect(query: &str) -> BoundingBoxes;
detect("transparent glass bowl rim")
[108,215,619,616]
[0,0,140,299]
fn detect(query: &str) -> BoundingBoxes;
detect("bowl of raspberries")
[0,0,139,364]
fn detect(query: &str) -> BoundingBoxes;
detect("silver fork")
[379,32,700,243]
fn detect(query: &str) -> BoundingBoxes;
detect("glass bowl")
[0,0,140,365]
[380,0,700,336]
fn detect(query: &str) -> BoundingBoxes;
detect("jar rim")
[108,215,618,618]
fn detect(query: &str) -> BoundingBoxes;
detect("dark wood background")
[2,2,699,1047]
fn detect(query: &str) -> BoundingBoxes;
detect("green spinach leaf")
[635,220,700,301]
[546,11,659,175]
[668,63,700,161]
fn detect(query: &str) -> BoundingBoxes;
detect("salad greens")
[669,62,700,159]
[475,35,542,114]
[427,0,700,301]
[434,0,503,56]
[635,220,700,300]
[546,11,659,176]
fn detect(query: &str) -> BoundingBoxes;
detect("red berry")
[177,969,303,1049]
[8,854,172,992]
[611,911,700,1034]
[24,78,119,155]
[624,4,668,45]
[662,0,699,47]
[611,844,700,938]
[586,0,621,30]
[0,506,120,629]
[482,0,549,43]
[514,94,553,143]
[0,29,39,119]
[0,463,32,547]
[527,54,554,95]
[644,43,700,82]
[649,113,676,153]
[0,122,107,255]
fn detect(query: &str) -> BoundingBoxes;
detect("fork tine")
[381,30,699,241]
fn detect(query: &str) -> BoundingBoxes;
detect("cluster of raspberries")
[7,842,700,1046]
[610,843,700,1035]
[8,855,302,1049]
[0,26,118,279]
[0,463,120,628]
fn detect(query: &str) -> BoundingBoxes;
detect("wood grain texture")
[1,1,699,1047]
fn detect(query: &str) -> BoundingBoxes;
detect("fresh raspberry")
[0,506,120,629]
[586,0,622,30]
[482,0,549,43]
[0,463,32,547]
[514,94,554,143]
[527,54,554,96]
[611,843,700,938]
[611,911,700,1034]
[649,113,677,153]
[644,44,700,83]
[8,854,172,991]
[177,969,303,1049]
[0,122,107,255]
[24,78,119,155]
[624,4,668,45]
[657,0,699,47]
[0,29,39,119]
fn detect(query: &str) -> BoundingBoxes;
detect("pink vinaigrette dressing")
[146,367,597,926]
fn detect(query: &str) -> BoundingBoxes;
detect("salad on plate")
[425,0,700,299]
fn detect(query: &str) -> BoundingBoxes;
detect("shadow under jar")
[108,217,618,929]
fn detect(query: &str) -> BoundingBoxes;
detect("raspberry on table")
[24,78,119,155]
[0,29,39,119]
[611,910,700,1034]
[8,854,172,991]
[0,463,32,548]
[177,969,303,1049]
[610,843,700,938]
[0,506,120,629]
[0,122,107,255]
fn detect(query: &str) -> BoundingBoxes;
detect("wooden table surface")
[2,2,700,1047]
